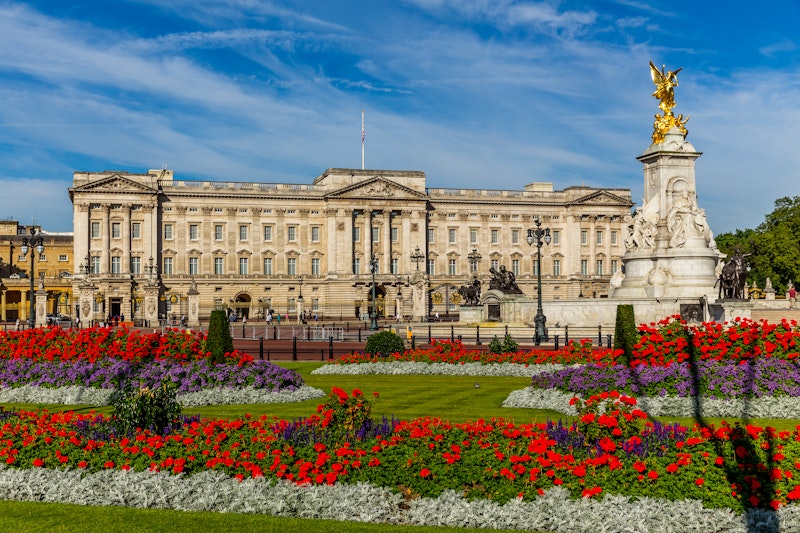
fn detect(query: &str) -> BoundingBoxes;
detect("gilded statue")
[649,61,689,144]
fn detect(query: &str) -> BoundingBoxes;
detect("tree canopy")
[715,196,800,294]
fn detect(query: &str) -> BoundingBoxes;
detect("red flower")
[419,468,431,478]
[695,478,704,486]
[647,470,659,480]
[32,458,44,468]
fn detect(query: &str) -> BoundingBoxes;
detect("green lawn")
[2,361,800,532]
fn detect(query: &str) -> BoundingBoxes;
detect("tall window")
[580,230,587,245]
[91,221,100,238]
[552,230,560,245]
[214,224,224,241]
[491,229,499,245]
[391,227,398,242]
[287,226,297,241]
[287,258,297,276]
[239,225,248,241]
[581,259,588,276]
[353,227,361,242]
[189,224,199,240]
[91,256,100,274]
[311,258,320,275]
[263,257,273,275]
[164,224,173,240]
[353,258,360,274]
[533,259,539,276]
[470,229,478,244]
[111,256,121,274]
[163,257,173,275]
[611,259,619,274]
[371,226,379,242]
[427,259,435,275]
[448,229,457,244]
[189,257,199,275]
[611,231,618,245]
[111,222,121,239]
[238,257,248,275]
[131,256,141,275]
[596,231,603,245]
[491,259,499,271]
[263,225,272,241]
[512,259,520,276]
[449,259,457,275]
[311,226,320,242]
[553,259,561,276]
[596,259,604,276]
[214,257,224,275]
[391,258,398,275]
[131,222,141,239]
[427,228,434,243]
[512,229,519,245]
[312,298,320,311]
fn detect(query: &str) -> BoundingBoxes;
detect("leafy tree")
[715,196,800,294]
[613,304,638,365]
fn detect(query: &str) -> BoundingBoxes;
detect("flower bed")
[0,327,313,405]
[2,388,800,520]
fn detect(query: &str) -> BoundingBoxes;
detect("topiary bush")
[613,304,638,365]
[206,309,234,364]
[364,331,405,358]
[488,333,518,354]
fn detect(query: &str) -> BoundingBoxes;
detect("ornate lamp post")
[410,246,425,271]
[19,228,44,329]
[297,275,304,322]
[368,256,379,330]
[467,248,482,276]
[526,218,551,344]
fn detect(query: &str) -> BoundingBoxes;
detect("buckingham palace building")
[69,167,633,326]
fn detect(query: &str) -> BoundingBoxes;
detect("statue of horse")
[457,278,482,306]
[716,260,745,299]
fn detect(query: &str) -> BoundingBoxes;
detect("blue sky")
[1,1,799,234]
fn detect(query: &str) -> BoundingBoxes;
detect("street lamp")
[368,256,379,330]
[467,248,482,276]
[19,228,44,329]
[526,217,551,345]
[410,246,425,271]
[297,276,304,322]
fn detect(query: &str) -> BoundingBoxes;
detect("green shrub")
[613,304,638,365]
[488,333,518,354]
[364,331,405,358]
[206,309,234,364]
[109,383,181,435]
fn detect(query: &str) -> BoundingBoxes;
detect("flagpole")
[361,109,365,170]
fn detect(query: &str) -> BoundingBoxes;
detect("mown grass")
[2,360,800,532]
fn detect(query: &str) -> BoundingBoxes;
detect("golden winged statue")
[649,61,688,144]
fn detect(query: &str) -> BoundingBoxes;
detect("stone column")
[143,283,161,328]
[187,281,200,328]
[384,211,392,272]
[35,286,47,327]
[122,204,131,275]
[401,211,412,273]
[0,289,5,322]
[366,210,373,267]
[20,290,28,322]
[100,204,111,274]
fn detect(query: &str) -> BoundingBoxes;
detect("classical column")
[122,204,131,275]
[384,211,392,272]
[101,204,111,274]
[401,211,412,273]
[327,208,341,278]
[0,289,6,322]
[20,290,28,322]
[366,210,374,268]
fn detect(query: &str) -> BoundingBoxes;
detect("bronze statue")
[457,278,481,306]
[649,61,689,144]
[716,247,752,299]
[488,265,523,295]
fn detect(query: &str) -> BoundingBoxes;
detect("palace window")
[189,257,199,275]
[263,225,273,241]
[131,257,141,275]
[239,225,248,241]
[311,258,320,275]
[163,257,173,275]
[263,257,273,275]
[288,226,297,242]
[91,222,100,239]
[287,258,297,276]
[596,259,604,276]
[553,260,561,276]
[581,259,589,276]
[311,226,320,242]
[214,257,224,275]
[131,222,141,239]
[112,222,121,239]
[491,229,499,245]
[238,257,249,275]
[512,259,520,276]
[214,224,224,241]
[580,230,587,245]
[164,224,173,240]
[189,224,199,240]
[111,256,121,274]
[552,230,560,245]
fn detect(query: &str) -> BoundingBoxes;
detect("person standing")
[790,284,797,309]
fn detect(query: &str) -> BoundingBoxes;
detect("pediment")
[568,190,632,207]
[325,177,428,201]
[72,174,158,194]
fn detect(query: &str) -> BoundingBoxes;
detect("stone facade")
[0,220,75,323]
[69,168,633,325]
